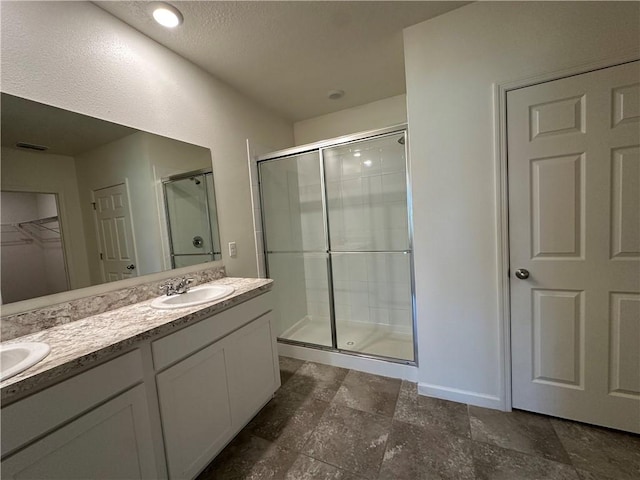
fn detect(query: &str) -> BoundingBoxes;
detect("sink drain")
[346,341,355,346]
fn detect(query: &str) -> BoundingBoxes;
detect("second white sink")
[1,342,51,381]
[151,285,235,310]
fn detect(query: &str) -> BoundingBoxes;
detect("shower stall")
[257,126,416,363]
[162,169,222,268]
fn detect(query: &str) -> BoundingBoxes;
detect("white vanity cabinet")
[156,340,233,480]
[153,292,279,480]
[0,289,279,480]
[1,351,159,480]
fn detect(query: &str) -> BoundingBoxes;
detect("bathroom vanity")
[0,278,278,479]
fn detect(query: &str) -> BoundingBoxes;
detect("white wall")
[404,1,640,408]
[1,147,91,289]
[294,94,407,145]
[1,0,294,281]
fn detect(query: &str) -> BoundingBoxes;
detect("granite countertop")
[0,277,273,403]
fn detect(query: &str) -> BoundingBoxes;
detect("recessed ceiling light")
[327,90,345,100]
[152,3,183,28]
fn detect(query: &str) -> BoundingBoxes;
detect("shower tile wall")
[324,136,412,340]
[324,138,408,252]
[332,253,412,335]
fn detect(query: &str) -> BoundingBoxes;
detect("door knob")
[514,268,529,279]
[126,264,135,270]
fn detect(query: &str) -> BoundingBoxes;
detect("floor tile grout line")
[331,397,404,425]
[466,402,473,443]
[548,419,617,479]
[375,424,394,480]
[470,438,586,480]
[308,381,393,479]
[546,416,575,467]
[298,451,367,479]
[337,367,397,478]
[390,416,473,443]
[470,437,577,467]
[293,369,357,461]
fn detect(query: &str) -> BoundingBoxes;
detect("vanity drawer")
[1,349,144,457]
[151,291,273,372]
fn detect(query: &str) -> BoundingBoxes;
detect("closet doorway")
[0,191,69,303]
[508,61,639,433]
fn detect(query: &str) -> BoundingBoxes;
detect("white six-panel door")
[92,183,138,282]
[508,61,639,433]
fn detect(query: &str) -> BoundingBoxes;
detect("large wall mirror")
[1,93,222,305]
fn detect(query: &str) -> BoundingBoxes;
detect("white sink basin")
[151,285,235,310]
[0,342,51,381]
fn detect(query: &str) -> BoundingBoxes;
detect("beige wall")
[75,132,159,283]
[404,1,640,408]
[1,1,294,283]
[294,94,407,145]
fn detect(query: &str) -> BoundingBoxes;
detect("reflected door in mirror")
[93,183,138,282]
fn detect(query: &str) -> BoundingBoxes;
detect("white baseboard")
[278,343,418,382]
[418,382,505,410]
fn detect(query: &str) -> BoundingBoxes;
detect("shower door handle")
[126,264,135,270]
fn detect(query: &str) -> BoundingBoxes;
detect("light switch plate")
[228,242,237,257]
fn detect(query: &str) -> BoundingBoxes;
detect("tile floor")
[197,357,640,480]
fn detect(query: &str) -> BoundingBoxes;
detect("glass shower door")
[164,173,219,268]
[259,151,333,347]
[324,132,414,361]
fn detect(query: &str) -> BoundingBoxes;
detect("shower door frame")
[257,124,418,366]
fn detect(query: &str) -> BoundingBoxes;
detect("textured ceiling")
[95,1,468,122]
[1,94,137,156]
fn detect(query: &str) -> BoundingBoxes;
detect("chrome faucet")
[175,277,194,294]
[159,278,194,296]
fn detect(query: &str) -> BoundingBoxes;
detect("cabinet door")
[156,340,233,480]
[226,312,279,426]
[2,385,158,479]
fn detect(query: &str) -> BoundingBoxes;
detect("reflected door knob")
[514,268,529,279]
[126,264,135,270]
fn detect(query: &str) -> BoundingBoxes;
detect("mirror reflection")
[0,93,221,304]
